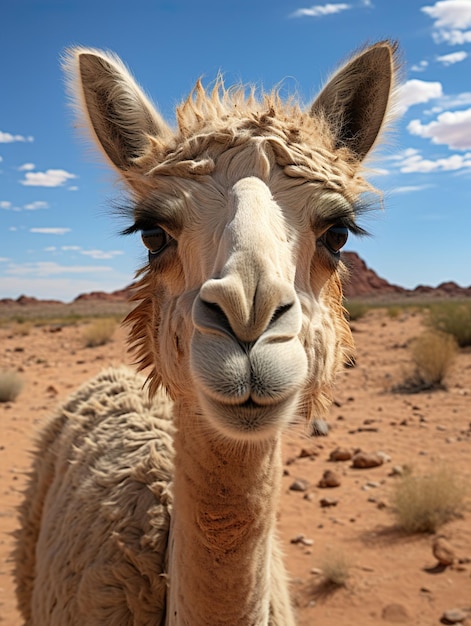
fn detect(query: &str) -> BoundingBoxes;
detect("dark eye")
[141,227,172,256]
[321,225,348,256]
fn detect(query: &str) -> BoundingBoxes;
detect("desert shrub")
[394,331,457,392]
[344,300,369,321]
[427,301,471,347]
[392,467,466,533]
[318,549,351,588]
[387,306,402,319]
[82,318,117,348]
[0,369,23,402]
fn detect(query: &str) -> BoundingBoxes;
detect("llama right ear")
[64,47,172,174]
[310,41,398,161]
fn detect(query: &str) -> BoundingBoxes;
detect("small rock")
[389,465,404,477]
[289,479,309,492]
[46,385,58,396]
[381,603,410,623]
[318,469,341,488]
[329,447,353,462]
[352,452,384,469]
[290,534,314,546]
[320,497,339,507]
[310,419,329,437]
[433,535,456,567]
[441,608,468,624]
[298,447,320,459]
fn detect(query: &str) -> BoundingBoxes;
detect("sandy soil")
[1,307,470,625]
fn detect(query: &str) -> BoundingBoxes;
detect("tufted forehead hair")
[136,77,378,200]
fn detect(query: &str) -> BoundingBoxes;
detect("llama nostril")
[199,298,233,334]
[269,302,294,327]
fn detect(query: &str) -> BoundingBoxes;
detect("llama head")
[65,42,398,441]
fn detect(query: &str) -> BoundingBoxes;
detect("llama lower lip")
[199,392,298,440]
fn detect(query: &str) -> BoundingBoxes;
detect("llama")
[15,42,398,625]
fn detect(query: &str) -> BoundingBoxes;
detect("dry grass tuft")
[82,318,117,348]
[391,466,466,533]
[0,369,24,402]
[393,331,457,393]
[318,549,352,588]
[427,301,471,347]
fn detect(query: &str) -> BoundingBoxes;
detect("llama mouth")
[198,391,299,441]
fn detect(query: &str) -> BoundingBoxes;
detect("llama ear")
[64,47,172,173]
[310,41,398,161]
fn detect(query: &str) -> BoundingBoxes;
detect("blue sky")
[1,0,470,301]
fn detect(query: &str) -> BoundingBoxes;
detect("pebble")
[290,534,314,546]
[441,608,468,624]
[310,419,329,437]
[298,446,320,459]
[381,603,410,623]
[318,469,341,488]
[433,535,456,567]
[352,451,384,469]
[289,479,309,492]
[319,497,339,507]
[329,447,353,462]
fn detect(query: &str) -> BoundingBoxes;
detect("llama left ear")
[310,41,398,161]
[64,47,173,175]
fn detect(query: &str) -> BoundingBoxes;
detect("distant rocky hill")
[342,252,471,299]
[1,253,470,307]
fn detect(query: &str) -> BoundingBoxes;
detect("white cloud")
[29,227,71,235]
[0,130,34,143]
[422,0,471,44]
[80,249,124,260]
[18,163,35,171]
[436,50,468,64]
[5,261,113,278]
[407,107,471,149]
[389,147,471,173]
[411,60,429,72]
[392,184,434,193]
[20,169,77,187]
[61,245,82,251]
[396,79,443,115]
[291,3,350,17]
[0,257,9,263]
[24,201,49,210]
[0,201,12,210]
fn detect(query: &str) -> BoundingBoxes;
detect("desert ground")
[0,301,470,625]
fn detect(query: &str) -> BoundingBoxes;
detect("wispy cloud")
[80,249,124,260]
[20,169,77,187]
[5,261,113,277]
[422,0,471,45]
[18,162,36,171]
[411,60,429,72]
[29,227,71,235]
[436,50,468,64]
[0,130,34,143]
[408,107,471,150]
[388,147,471,173]
[290,3,350,18]
[24,201,49,210]
[392,184,434,194]
[0,200,49,211]
[396,79,443,115]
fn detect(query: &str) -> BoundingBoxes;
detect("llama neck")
[166,401,287,626]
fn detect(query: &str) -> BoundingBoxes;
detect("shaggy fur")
[15,368,174,625]
[15,41,399,625]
